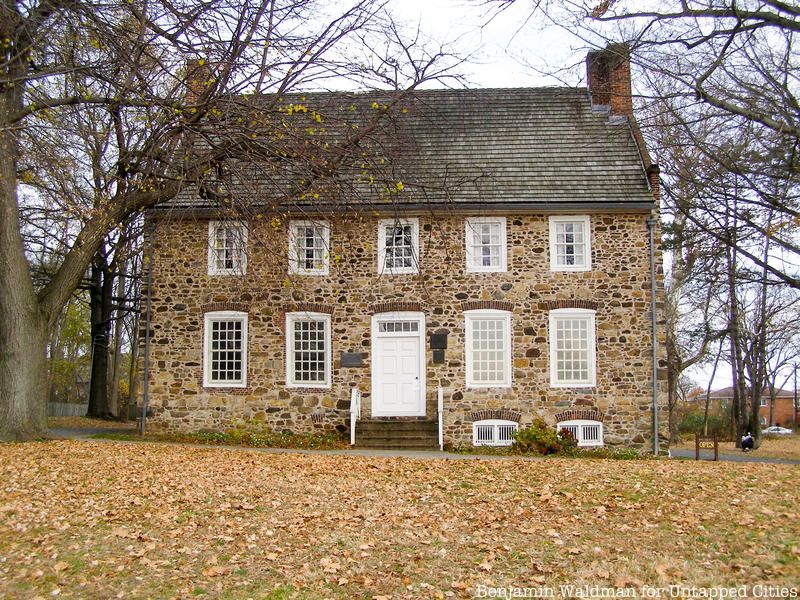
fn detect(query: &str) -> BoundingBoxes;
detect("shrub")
[512,419,565,455]
[679,410,730,439]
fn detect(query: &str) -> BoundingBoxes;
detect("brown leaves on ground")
[675,433,800,460]
[0,441,797,599]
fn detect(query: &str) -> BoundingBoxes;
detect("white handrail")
[437,386,444,451]
[350,387,361,446]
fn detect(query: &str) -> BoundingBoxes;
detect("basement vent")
[556,419,604,447]
[473,419,518,447]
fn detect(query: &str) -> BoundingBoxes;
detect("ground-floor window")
[285,312,332,388]
[556,419,603,447]
[473,419,518,446]
[465,309,512,388]
[203,311,248,387]
[549,308,596,387]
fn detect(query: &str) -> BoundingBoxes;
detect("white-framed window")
[473,419,519,446]
[556,419,604,447]
[378,218,419,275]
[760,397,767,407]
[465,309,512,388]
[285,312,332,388]
[208,220,247,275]
[760,416,767,426]
[203,311,248,388]
[549,308,596,387]
[465,216,507,273]
[289,220,330,275]
[549,216,591,271]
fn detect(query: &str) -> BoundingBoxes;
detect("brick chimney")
[586,42,633,118]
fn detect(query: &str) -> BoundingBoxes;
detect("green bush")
[512,419,568,455]
[679,410,730,438]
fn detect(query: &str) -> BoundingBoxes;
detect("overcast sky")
[391,0,585,88]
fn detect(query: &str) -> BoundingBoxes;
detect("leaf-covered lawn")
[0,441,797,599]
[674,434,800,460]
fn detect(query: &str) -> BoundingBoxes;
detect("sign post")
[695,433,719,461]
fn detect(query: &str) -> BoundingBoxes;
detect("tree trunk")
[87,255,115,418]
[0,54,50,440]
[47,310,64,403]
[108,256,128,419]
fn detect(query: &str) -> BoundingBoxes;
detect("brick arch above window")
[554,407,604,423]
[291,302,335,315]
[370,301,424,314]
[469,409,522,423]
[539,299,599,311]
[461,300,514,313]
[201,301,250,313]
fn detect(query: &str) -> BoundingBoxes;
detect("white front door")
[371,314,426,416]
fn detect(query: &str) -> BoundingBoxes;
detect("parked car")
[762,426,794,435]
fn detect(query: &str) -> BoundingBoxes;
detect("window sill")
[550,382,596,389]
[286,382,332,390]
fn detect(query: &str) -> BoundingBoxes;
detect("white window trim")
[556,419,604,447]
[288,220,330,276]
[285,312,332,389]
[548,308,597,388]
[207,220,248,276]
[465,216,507,273]
[377,217,420,275]
[759,397,767,407]
[473,419,518,447]
[203,311,248,388]
[548,215,591,272]
[465,309,513,389]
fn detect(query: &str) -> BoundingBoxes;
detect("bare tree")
[0,0,461,440]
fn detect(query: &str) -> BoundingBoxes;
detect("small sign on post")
[695,433,719,461]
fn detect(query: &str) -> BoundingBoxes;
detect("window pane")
[213,224,245,271]
[555,221,586,267]
[554,317,591,383]
[291,319,327,383]
[210,319,243,383]
[468,221,502,268]
[384,224,415,270]
[470,317,507,384]
[293,225,327,272]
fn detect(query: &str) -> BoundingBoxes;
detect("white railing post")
[437,386,444,451]
[350,387,361,446]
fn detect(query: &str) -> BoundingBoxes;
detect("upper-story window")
[465,216,507,273]
[549,308,596,387]
[289,220,330,276]
[465,309,512,388]
[378,218,419,275]
[208,221,247,276]
[549,216,591,272]
[203,311,248,388]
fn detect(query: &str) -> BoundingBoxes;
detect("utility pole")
[794,364,798,429]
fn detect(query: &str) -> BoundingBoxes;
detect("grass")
[674,433,800,460]
[48,415,138,430]
[90,429,349,451]
[0,440,797,598]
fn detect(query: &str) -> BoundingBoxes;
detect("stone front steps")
[355,419,439,449]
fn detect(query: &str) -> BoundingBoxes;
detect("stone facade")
[141,210,668,449]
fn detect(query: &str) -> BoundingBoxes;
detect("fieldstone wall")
[140,210,668,449]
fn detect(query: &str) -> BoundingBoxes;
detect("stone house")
[140,45,668,450]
